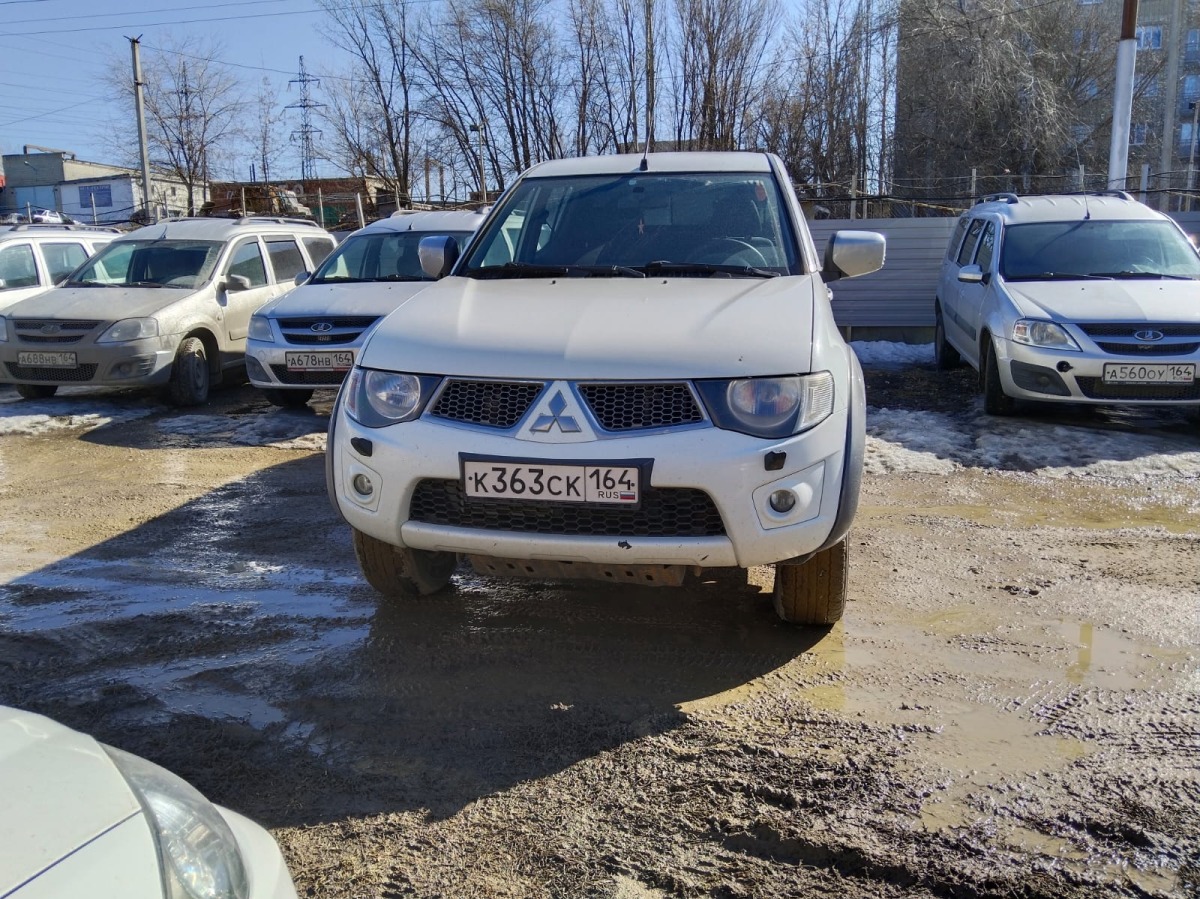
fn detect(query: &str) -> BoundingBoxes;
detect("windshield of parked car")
[458,171,801,278]
[66,239,224,289]
[312,230,474,283]
[1001,220,1200,281]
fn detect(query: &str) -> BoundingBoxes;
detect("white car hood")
[359,275,818,379]
[3,286,197,321]
[0,707,143,896]
[1005,278,1200,323]
[259,280,434,319]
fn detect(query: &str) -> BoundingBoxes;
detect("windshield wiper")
[466,262,645,279]
[375,275,428,282]
[642,260,779,279]
[1088,271,1196,280]
[1005,272,1113,282]
[67,280,119,288]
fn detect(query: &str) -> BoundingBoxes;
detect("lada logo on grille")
[1133,329,1164,341]
[40,324,62,335]
[530,390,581,433]
[310,322,334,332]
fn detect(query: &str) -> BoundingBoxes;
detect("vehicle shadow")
[0,453,821,829]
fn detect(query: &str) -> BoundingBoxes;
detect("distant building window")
[1130,123,1149,146]
[79,185,112,208]
[1078,0,1103,5]
[1136,25,1162,50]
[1073,29,1100,51]
[1080,78,1101,100]
[1181,122,1196,146]
[1185,75,1200,100]
[1189,29,1200,52]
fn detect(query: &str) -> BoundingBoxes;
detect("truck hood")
[358,275,818,379]
[258,280,435,319]
[1005,278,1200,323]
[2,285,199,322]
[0,707,142,897]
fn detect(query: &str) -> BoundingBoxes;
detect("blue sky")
[0,0,334,177]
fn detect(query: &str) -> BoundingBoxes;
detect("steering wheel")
[690,237,770,268]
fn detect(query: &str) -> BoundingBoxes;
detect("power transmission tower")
[288,56,323,183]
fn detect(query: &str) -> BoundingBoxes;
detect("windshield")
[312,230,474,283]
[67,239,223,289]
[459,171,801,278]
[1000,220,1200,280]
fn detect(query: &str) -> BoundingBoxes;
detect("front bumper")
[997,339,1200,405]
[330,409,853,569]
[0,340,174,388]
[245,337,359,391]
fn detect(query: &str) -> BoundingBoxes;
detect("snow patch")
[0,388,162,436]
[157,412,327,450]
[852,341,934,366]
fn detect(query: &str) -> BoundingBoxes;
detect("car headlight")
[98,317,159,343]
[344,366,440,428]
[103,745,249,899]
[1012,319,1081,351]
[0,317,7,343]
[247,314,274,342]
[696,372,835,438]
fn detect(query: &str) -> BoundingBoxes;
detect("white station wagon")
[0,217,335,405]
[326,152,884,625]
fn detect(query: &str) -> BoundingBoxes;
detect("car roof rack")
[1064,189,1135,200]
[235,216,322,228]
[5,222,121,233]
[975,193,1020,205]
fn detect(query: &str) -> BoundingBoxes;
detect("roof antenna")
[1083,191,1091,220]
[639,134,650,171]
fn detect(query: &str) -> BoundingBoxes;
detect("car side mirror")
[822,230,885,281]
[418,235,461,279]
[294,271,309,286]
[0,279,7,290]
[223,273,252,292]
[957,264,984,284]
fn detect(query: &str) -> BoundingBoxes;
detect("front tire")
[262,388,314,409]
[352,528,456,598]
[933,303,961,370]
[981,337,1015,416]
[773,540,848,626]
[15,384,58,400]
[168,337,210,406]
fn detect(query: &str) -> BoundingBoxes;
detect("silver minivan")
[0,217,335,405]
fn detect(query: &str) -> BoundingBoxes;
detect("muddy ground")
[0,367,1197,899]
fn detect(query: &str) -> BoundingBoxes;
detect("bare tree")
[251,77,289,186]
[105,37,245,216]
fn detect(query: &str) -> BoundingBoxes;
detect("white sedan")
[0,706,297,899]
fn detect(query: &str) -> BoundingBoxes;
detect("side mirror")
[293,271,309,287]
[418,235,460,279]
[224,273,252,292]
[957,264,984,284]
[822,230,885,281]
[0,279,7,290]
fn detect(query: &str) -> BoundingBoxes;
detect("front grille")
[1095,341,1200,356]
[6,362,97,382]
[430,379,544,429]
[579,382,704,431]
[1078,323,1198,338]
[269,364,347,386]
[12,319,100,344]
[1075,377,1200,400]
[278,315,378,346]
[409,479,726,537]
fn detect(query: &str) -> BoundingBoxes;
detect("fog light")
[351,473,374,497]
[769,489,796,513]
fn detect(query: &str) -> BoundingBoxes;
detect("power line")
[288,55,323,181]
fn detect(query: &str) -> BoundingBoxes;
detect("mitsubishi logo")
[530,390,581,433]
[310,322,334,332]
[1133,329,1164,342]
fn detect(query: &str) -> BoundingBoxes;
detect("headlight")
[696,373,835,438]
[0,317,7,343]
[98,317,159,343]
[247,314,274,342]
[1012,319,1081,351]
[103,745,248,899]
[344,367,440,428]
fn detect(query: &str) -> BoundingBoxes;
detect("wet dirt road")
[0,369,1197,899]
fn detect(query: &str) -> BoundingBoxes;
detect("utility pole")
[128,36,155,223]
[288,56,323,184]
[1108,0,1140,189]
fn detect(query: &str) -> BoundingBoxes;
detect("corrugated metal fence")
[809,212,1200,334]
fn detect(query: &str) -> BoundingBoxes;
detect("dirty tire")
[981,338,1015,416]
[168,337,210,406]
[933,304,961,370]
[15,384,58,400]
[352,527,456,598]
[773,540,848,626]
[263,388,314,409]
